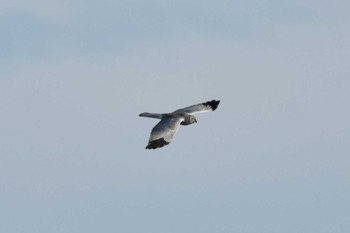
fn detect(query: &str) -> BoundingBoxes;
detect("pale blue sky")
[1,1,350,233]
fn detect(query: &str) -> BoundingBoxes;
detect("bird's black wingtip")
[145,138,170,149]
[204,99,220,111]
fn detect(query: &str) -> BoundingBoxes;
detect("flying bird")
[139,100,220,149]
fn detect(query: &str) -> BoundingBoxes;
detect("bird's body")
[139,100,220,149]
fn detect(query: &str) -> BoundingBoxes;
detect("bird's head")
[190,115,197,124]
[181,115,197,125]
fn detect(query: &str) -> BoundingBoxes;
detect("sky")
[1,0,350,232]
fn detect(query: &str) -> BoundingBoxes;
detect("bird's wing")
[173,100,220,115]
[146,116,184,149]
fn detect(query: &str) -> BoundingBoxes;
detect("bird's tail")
[139,112,162,119]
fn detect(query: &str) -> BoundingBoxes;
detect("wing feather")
[146,116,183,149]
[173,100,220,115]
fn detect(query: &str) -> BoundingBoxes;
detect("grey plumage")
[139,100,220,149]
[139,112,162,119]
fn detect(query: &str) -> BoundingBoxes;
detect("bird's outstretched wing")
[173,100,220,115]
[146,116,184,149]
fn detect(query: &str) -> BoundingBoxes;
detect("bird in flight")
[139,100,220,149]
